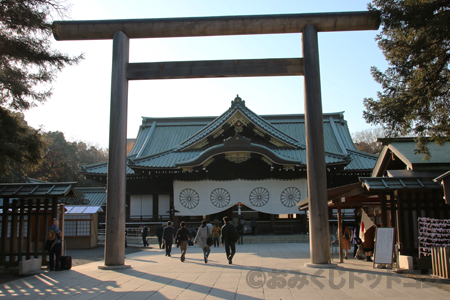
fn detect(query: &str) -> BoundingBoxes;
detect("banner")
[360,209,375,243]
[174,179,307,216]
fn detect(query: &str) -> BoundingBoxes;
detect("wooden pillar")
[33,199,40,259]
[303,24,331,265]
[18,199,25,262]
[337,206,343,263]
[26,199,32,260]
[1,198,9,264]
[59,203,65,254]
[380,192,387,227]
[103,31,130,268]
[43,198,50,263]
[153,193,159,221]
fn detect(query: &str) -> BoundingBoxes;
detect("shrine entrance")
[53,11,379,267]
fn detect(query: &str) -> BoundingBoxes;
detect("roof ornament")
[231,94,245,107]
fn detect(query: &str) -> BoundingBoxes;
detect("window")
[64,215,91,236]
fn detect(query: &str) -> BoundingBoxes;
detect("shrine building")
[81,95,377,233]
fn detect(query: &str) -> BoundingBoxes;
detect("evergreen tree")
[364,0,450,159]
[0,110,44,182]
[0,0,83,177]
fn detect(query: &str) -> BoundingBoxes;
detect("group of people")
[340,223,375,262]
[154,216,239,264]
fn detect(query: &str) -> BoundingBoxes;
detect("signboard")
[373,227,395,266]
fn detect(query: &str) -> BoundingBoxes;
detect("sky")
[23,0,388,149]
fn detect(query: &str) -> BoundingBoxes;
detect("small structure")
[64,205,103,249]
[299,138,450,267]
[0,182,77,267]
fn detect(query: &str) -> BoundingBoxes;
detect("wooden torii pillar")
[53,11,379,267]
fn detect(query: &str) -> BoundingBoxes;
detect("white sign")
[374,227,395,265]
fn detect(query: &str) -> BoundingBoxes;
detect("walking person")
[251,218,257,235]
[163,221,175,257]
[237,222,244,245]
[221,216,238,264]
[175,221,191,262]
[341,223,351,259]
[212,223,221,247]
[48,218,62,271]
[155,223,164,249]
[194,220,212,263]
[141,225,149,247]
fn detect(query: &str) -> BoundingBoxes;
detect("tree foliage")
[364,0,450,159]
[352,127,385,155]
[26,131,108,184]
[1,130,108,184]
[0,0,83,175]
[0,110,44,181]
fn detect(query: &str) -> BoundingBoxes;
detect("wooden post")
[33,199,40,259]
[26,199,32,260]
[1,198,9,264]
[380,192,387,227]
[303,24,332,265]
[338,206,343,263]
[59,203,65,254]
[18,199,25,262]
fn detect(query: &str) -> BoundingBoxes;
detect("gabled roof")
[176,96,304,150]
[82,95,378,175]
[0,182,78,199]
[372,138,450,176]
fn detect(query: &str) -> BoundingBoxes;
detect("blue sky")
[24,0,388,149]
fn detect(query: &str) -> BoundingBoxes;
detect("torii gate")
[53,11,379,268]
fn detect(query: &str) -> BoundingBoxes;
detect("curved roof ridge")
[177,95,304,150]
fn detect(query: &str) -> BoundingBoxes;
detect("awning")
[360,177,442,191]
[297,182,379,210]
[65,206,103,214]
[0,182,78,199]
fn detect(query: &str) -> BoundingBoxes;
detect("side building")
[81,96,377,233]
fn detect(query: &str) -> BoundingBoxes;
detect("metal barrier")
[431,246,450,278]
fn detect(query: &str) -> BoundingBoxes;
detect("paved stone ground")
[0,243,449,299]
[0,245,147,285]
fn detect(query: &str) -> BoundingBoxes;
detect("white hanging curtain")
[174,179,307,216]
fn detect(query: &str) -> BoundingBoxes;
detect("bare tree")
[352,127,385,155]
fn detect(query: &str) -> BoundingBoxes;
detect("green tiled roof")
[82,97,377,175]
[75,187,107,206]
[389,141,450,165]
[361,177,442,191]
[0,182,77,199]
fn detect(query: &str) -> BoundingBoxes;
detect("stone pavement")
[1,243,449,300]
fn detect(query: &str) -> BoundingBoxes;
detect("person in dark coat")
[48,218,62,271]
[237,223,244,245]
[141,225,149,247]
[163,221,175,257]
[251,218,257,235]
[155,223,164,249]
[221,216,237,264]
[175,221,191,262]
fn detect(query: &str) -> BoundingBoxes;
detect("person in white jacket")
[194,220,212,263]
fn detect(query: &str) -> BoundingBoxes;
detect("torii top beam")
[52,11,379,41]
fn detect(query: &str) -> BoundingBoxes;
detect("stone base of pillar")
[98,265,131,270]
[304,263,338,269]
